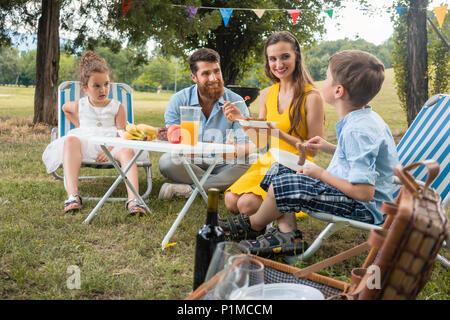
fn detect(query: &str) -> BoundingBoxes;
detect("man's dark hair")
[189,48,221,74]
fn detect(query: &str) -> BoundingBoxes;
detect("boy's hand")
[297,164,324,180]
[304,136,325,151]
[304,136,336,155]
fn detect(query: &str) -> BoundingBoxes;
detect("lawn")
[0,69,448,300]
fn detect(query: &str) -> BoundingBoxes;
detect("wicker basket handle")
[393,160,440,198]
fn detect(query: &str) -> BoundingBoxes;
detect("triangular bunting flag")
[324,9,333,19]
[186,6,198,20]
[121,0,133,18]
[287,9,300,25]
[253,9,265,19]
[433,6,448,28]
[395,6,407,17]
[219,8,233,27]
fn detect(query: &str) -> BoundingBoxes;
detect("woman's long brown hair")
[264,31,315,138]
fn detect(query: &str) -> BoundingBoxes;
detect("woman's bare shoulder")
[259,86,271,99]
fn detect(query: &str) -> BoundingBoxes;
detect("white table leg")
[83,146,149,224]
[181,157,219,203]
[100,146,151,213]
[161,156,220,249]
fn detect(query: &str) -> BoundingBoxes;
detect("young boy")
[220,50,399,257]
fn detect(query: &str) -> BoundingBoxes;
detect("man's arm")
[164,94,183,127]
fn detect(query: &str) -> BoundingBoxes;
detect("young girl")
[42,51,149,215]
[222,31,325,220]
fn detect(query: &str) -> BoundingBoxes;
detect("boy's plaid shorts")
[260,163,375,225]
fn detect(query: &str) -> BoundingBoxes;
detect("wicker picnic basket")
[186,160,448,300]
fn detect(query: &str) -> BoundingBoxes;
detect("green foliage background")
[0,37,395,91]
[392,3,449,112]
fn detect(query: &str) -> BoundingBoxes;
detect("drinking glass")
[180,106,201,145]
[213,255,264,300]
[204,242,249,286]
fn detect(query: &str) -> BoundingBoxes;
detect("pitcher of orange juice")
[180,106,201,145]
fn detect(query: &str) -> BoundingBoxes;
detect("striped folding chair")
[286,94,449,266]
[49,81,152,202]
[395,94,449,204]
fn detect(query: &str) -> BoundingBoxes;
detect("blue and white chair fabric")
[50,81,152,202]
[395,94,449,205]
[286,94,450,266]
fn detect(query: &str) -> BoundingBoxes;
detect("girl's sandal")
[125,199,147,217]
[64,194,83,213]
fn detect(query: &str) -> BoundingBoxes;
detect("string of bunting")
[119,3,448,28]
[396,5,448,27]
[178,4,334,26]
[172,4,448,28]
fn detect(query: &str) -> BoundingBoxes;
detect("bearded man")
[158,48,253,199]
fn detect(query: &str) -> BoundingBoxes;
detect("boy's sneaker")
[158,183,193,200]
[238,227,308,258]
[218,213,265,241]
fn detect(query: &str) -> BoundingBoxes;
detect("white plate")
[269,148,316,172]
[231,283,325,300]
[238,119,278,129]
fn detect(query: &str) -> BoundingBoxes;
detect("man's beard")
[198,79,224,101]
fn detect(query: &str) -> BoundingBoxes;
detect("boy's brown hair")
[189,48,221,75]
[329,50,385,107]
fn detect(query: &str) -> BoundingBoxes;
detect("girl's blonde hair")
[79,51,110,85]
[264,31,315,138]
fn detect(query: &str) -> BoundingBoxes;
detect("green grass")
[0,70,448,300]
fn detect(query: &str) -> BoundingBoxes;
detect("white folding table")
[84,137,235,249]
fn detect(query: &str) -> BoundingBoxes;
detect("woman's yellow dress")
[227,82,314,216]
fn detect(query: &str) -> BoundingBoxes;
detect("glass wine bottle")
[193,188,224,290]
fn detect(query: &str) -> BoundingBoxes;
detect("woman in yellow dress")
[222,31,325,217]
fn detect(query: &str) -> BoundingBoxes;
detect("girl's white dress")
[42,96,149,174]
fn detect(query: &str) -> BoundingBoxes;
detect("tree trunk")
[33,0,60,126]
[406,0,428,126]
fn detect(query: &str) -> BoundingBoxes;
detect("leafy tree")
[113,0,343,85]
[18,50,36,87]
[303,38,394,81]
[95,46,146,85]
[392,9,408,113]
[239,62,272,88]
[427,9,449,96]
[0,0,124,125]
[392,0,449,124]
[0,45,20,84]
[58,52,78,83]
[132,56,193,92]
[133,56,174,92]
[1,0,352,124]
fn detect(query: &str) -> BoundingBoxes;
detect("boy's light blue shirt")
[164,84,250,144]
[326,106,399,225]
